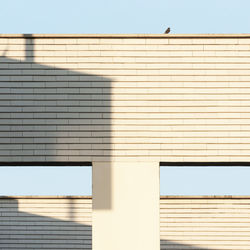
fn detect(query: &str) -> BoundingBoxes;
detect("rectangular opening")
[0,163,92,249]
[160,164,250,195]
[0,165,92,196]
[160,163,250,249]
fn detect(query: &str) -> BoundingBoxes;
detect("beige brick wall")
[1,196,249,250]
[160,196,250,250]
[1,34,250,162]
[0,197,92,249]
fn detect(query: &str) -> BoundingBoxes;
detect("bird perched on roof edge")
[164,27,170,34]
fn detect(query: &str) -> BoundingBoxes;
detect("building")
[1,34,250,250]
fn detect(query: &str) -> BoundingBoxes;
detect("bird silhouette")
[164,27,170,34]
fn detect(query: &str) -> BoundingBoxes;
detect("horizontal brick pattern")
[160,197,250,250]
[0,197,92,249]
[1,36,250,162]
[1,196,249,249]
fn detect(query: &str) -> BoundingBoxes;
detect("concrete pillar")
[92,161,160,250]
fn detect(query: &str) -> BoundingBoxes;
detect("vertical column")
[92,161,160,250]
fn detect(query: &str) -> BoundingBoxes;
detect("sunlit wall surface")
[1,34,250,162]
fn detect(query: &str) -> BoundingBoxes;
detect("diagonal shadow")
[0,197,92,249]
[160,239,211,250]
[0,197,214,250]
[0,34,112,210]
[0,35,246,250]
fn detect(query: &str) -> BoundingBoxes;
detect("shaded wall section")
[0,35,112,163]
[0,197,92,249]
[0,35,113,211]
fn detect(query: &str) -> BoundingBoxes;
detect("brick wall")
[1,196,249,249]
[1,34,250,162]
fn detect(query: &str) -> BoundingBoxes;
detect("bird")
[164,27,170,34]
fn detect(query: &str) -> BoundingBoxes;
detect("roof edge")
[0,195,250,199]
[1,34,250,39]
[160,195,250,199]
[0,196,92,199]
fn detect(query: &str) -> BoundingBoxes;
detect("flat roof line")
[0,196,92,199]
[0,196,250,199]
[1,34,250,39]
[0,161,92,166]
[160,196,250,199]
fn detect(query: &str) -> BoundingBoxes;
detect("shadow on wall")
[0,34,112,210]
[0,35,223,250]
[0,198,212,250]
[160,240,211,250]
[0,198,92,249]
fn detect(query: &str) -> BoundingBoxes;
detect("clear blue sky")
[0,0,250,34]
[0,167,92,196]
[1,166,250,195]
[1,0,250,196]
[160,167,250,196]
